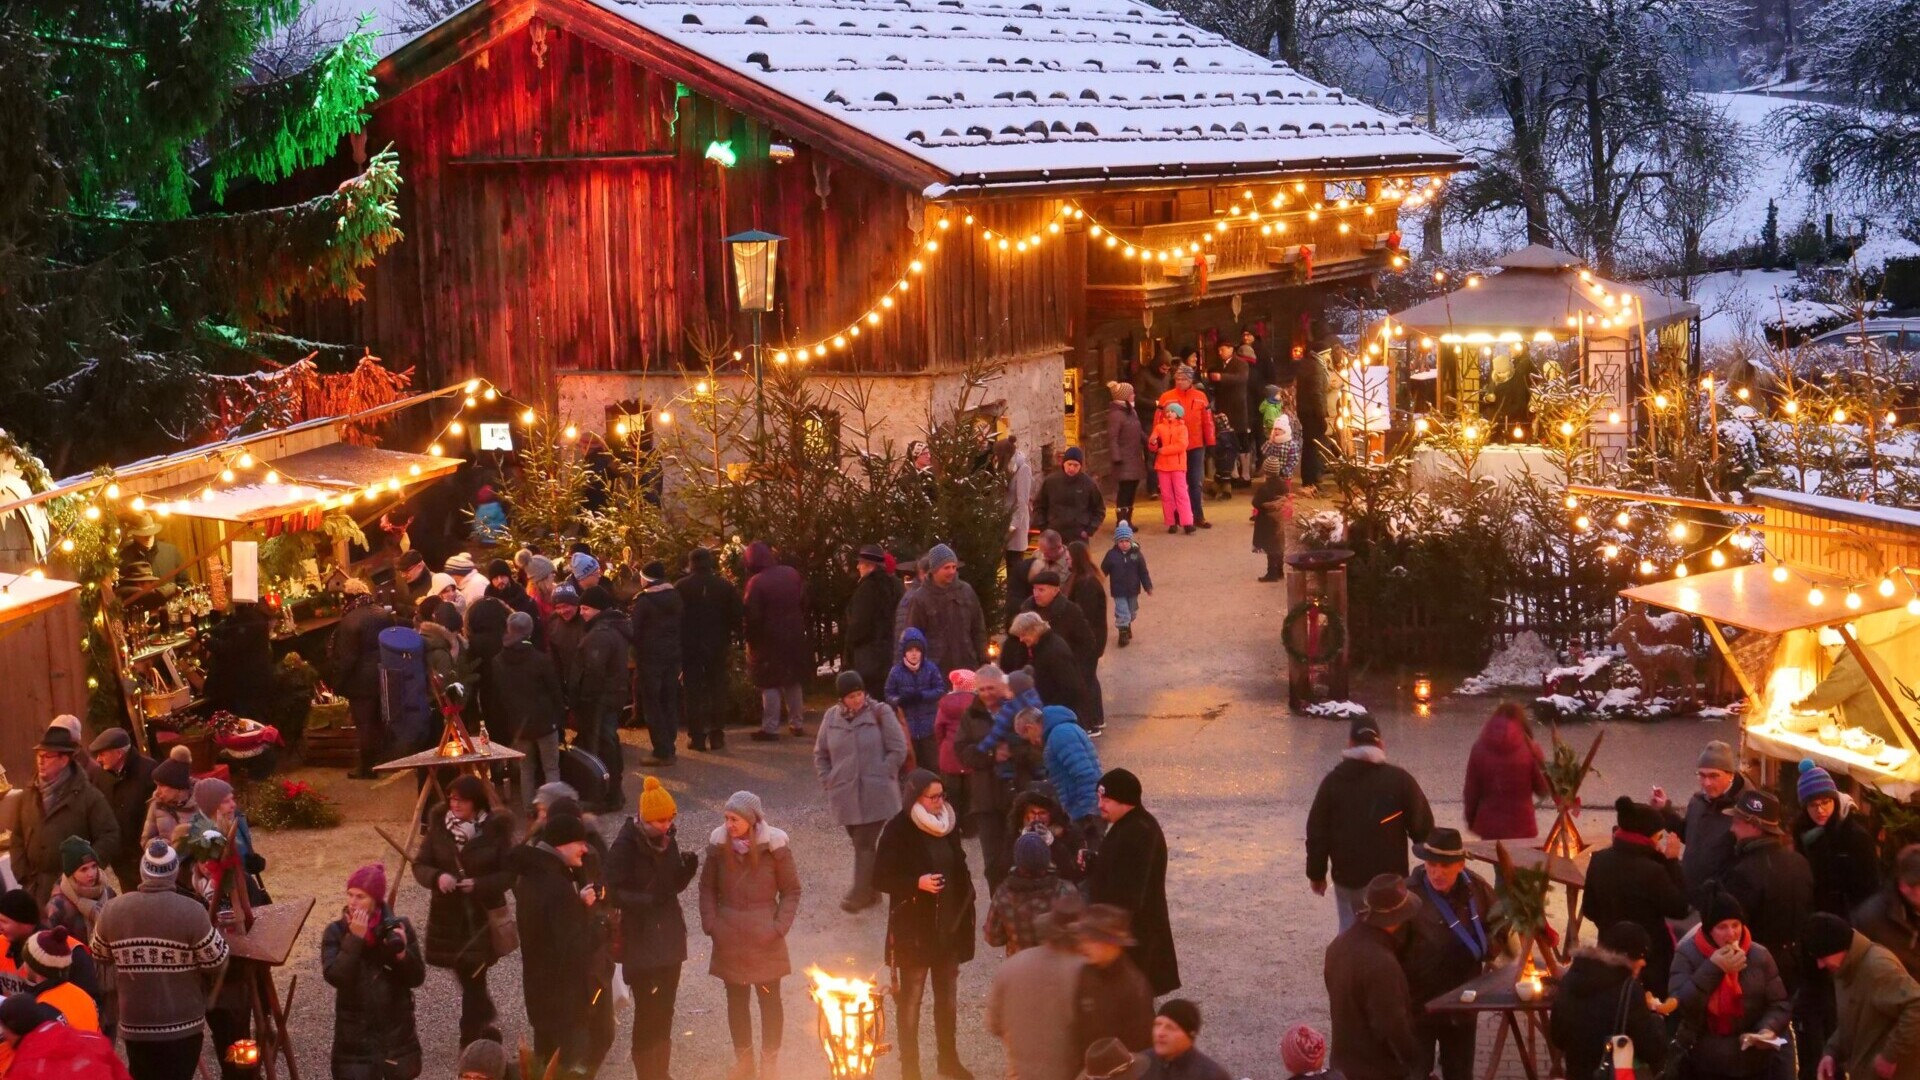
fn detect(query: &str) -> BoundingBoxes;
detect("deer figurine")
[1605,601,1698,698]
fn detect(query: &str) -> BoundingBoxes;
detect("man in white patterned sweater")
[90,838,228,1080]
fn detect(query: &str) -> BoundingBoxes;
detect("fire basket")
[808,967,888,1080]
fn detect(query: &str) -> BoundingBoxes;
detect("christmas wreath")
[1282,598,1346,663]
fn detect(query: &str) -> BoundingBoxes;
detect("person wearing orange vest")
[0,928,103,1075]
[1154,365,1215,529]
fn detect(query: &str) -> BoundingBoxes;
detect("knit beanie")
[1099,768,1143,806]
[904,769,942,803]
[505,610,535,645]
[193,776,234,817]
[1008,669,1036,698]
[1698,740,1736,773]
[1805,912,1854,959]
[486,558,514,580]
[552,584,580,607]
[949,669,976,692]
[347,863,387,899]
[533,782,578,808]
[1013,832,1052,876]
[1163,401,1184,419]
[1702,887,1747,930]
[1262,449,1286,476]
[570,552,600,580]
[0,890,37,926]
[140,838,180,883]
[1614,796,1664,838]
[23,930,74,980]
[578,584,615,611]
[725,790,766,827]
[543,814,590,847]
[457,1039,509,1080]
[1157,999,1201,1038]
[526,555,556,584]
[59,837,97,877]
[927,544,959,571]
[445,553,476,574]
[1112,520,1134,542]
[1798,759,1840,803]
[638,776,677,823]
[1599,920,1651,960]
[1280,1025,1328,1073]
[641,561,668,582]
[1063,447,1085,464]
[836,670,865,697]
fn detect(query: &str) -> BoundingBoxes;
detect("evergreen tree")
[0,3,399,472]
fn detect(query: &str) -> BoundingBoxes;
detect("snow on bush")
[1458,632,1559,695]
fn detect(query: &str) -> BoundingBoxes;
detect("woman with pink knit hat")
[1281,1024,1341,1079]
[321,863,426,1080]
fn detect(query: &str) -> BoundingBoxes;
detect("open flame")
[808,967,885,1080]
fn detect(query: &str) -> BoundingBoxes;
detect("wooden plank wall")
[276,21,1075,390]
[0,599,86,784]
[1765,506,1920,581]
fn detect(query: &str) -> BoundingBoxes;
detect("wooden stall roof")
[1622,564,1920,635]
[0,573,82,627]
[142,446,461,524]
[1752,487,1920,535]
[1390,244,1698,337]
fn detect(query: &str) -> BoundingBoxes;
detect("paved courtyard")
[263,490,1730,1078]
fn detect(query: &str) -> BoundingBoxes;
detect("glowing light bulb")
[429,444,443,457]
[1846,590,1863,610]
[658,410,673,425]
[1511,425,1526,440]
[1575,515,1591,531]
[449,420,464,435]
[1615,512,1631,527]
[1710,549,1726,568]
[1808,587,1825,606]
[522,409,537,426]
[265,470,280,484]
[407,465,420,477]
[1785,400,1799,416]
[1772,565,1789,583]
[130,497,145,512]
[59,538,75,553]
[1670,521,1689,540]
[1887,412,1899,426]
[1675,564,1689,578]
[484,388,497,401]
[1608,411,1622,424]
[1414,417,1430,434]
[614,420,629,437]
[1602,544,1619,559]
[1737,387,1751,400]
[1654,394,1670,409]
[562,425,578,441]
[464,379,480,394]
[1880,577,1897,597]
[1833,408,1848,423]
[83,505,100,521]
[1565,495,1580,510]
[465,395,477,408]
[1559,421,1575,437]
[1909,598,1920,616]
[1640,560,1656,576]
[104,484,119,500]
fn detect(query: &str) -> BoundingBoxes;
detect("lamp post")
[725,229,784,443]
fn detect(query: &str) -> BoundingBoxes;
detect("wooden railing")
[1086,207,1400,290]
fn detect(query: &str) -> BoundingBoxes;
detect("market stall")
[1380,244,1700,466]
[1620,488,1920,800]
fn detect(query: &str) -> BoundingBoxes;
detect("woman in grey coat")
[1669,889,1793,1079]
[700,790,802,1080]
[813,670,909,914]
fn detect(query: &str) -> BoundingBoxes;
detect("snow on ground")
[1457,630,1558,695]
[1691,268,1802,345]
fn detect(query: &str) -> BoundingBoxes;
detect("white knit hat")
[140,838,180,882]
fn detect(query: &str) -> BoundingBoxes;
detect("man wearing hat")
[484,558,543,641]
[675,547,742,753]
[443,552,487,612]
[4,724,119,904]
[903,543,988,676]
[1403,827,1497,1080]
[90,839,228,1080]
[631,560,685,767]
[119,512,184,588]
[1078,1038,1147,1080]
[545,582,588,692]
[989,893,1088,1080]
[1033,447,1105,543]
[606,777,699,1080]
[999,569,1096,699]
[1323,874,1422,1080]
[1653,738,1750,904]
[1306,716,1435,931]
[1074,905,1156,1054]
[1582,796,1690,993]
[1088,769,1178,996]
[387,549,433,610]
[1811,912,1920,1080]
[573,583,634,810]
[329,575,398,779]
[86,727,156,889]
[845,544,904,694]
[1144,1000,1230,1080]
[1719,788,1815,994]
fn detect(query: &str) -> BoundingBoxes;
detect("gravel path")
[246,490,1725,1079]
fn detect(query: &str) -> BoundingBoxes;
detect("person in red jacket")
[1155,366,1215,529]
[0,996,132,1080]
[1462,703,1550,841]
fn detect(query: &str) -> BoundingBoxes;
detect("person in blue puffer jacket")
[885,628,946,767]
[1018,705,1102,832]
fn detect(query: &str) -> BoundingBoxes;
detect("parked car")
[1805,319,1920,353]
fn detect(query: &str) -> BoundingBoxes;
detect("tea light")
[1516,977,1544,1002]
[1412,675,1433,704]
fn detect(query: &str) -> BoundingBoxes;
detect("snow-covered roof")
[1390,244,1699,335]
[1752,487,1920,534]
[412,0,1463,190]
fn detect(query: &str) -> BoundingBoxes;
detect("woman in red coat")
[1462,703,1550,840]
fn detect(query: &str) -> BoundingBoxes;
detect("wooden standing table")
[1426,962,1561,1080]
[221,897,316,1080]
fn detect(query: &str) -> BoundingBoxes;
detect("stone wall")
[556,351,1066,465]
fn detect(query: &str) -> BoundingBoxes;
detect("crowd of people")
[1308,705,1920,1080]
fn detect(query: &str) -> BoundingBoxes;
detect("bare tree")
[1645,100,1753,299]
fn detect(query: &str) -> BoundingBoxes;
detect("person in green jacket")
[1811,912,1920,1080]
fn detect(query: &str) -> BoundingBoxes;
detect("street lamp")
[726,229,784,442]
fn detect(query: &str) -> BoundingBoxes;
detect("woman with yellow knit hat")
[607,776,699,1080]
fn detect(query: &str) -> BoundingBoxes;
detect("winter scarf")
[912,802,957,837]
[1799,792,1856,848]
[1342,745,1387,765]
[1612,827,1658,850]
[36,766,78,815]
[445,811,486,850]
[1692,923,1751,1035]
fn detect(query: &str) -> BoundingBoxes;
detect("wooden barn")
[278,0,1464,465]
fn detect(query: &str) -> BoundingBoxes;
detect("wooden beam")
[447,152,676,167]
[1565,484,1762,515]
[1701,617,1760,706]
[1836,623,1920,759]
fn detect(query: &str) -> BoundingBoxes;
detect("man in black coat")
[329,582,397,779]
[1031,449,1105,543]
[1716,789,1815,993]
[491,613,566,797]
[484,559,543,645]
[844,545,903,693]
[1306,716,1434,932]
[1324,874,1423,1080]
[997,571,1094,675]
[675,548,741,752]
[572,585,633,811]
[509,816,608,1076]
[1007,611,1086,719]
[605,778,698,1080]
[1087,769,1179,997]
[1653,738,1748,906]
[86,728,155,890]
[1855,845,1920,975]
[1583,796,1689,994]
[1401,828,1497,1080]
[630,561,684,768]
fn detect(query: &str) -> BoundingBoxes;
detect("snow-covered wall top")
[582,0,1463,188]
